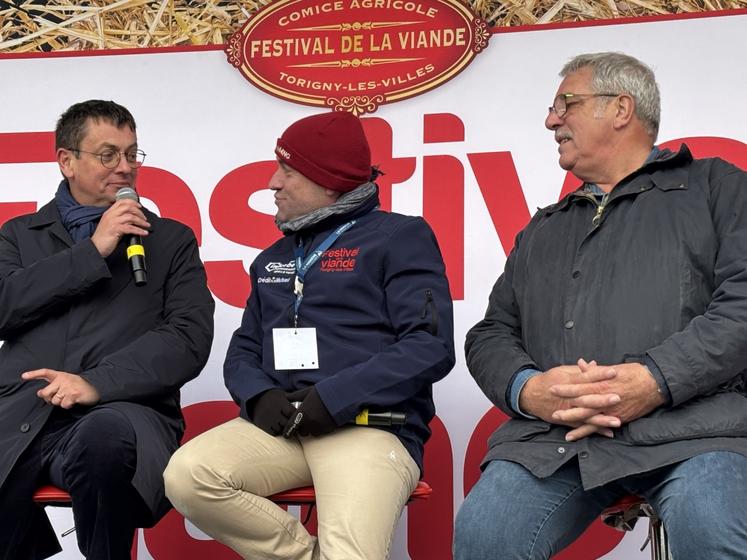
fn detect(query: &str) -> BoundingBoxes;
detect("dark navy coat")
[224,193,455,471]
[0,200,214,525]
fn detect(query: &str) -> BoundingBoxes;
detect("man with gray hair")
[455,52,747,558]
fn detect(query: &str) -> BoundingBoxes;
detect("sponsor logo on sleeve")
[266,261,296,274]
[259,260,296,283]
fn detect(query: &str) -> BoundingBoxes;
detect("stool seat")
[601,494,649,532]
[600,494,670,560]
[33,480,433,506]
[267,480,432,504]
[33,484,72,506]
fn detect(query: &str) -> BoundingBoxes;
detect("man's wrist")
[512,368,541,418]
[623,353,672,406]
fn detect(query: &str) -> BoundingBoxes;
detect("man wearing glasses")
[455,52,747,559]
[0,99,214,559]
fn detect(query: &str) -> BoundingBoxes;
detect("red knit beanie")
[275,112,371,192]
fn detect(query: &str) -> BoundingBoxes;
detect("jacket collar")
[27,200,74,247]
[293,190,380,237]
[543,144,694,215]
[26,199,159,247]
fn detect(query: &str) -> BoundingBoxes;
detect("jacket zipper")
[421,289,438,335]
[592,192,610,228]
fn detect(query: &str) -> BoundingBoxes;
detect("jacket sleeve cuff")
[643,353,672,406]
[623,353,672,406]
[508,368,542,418]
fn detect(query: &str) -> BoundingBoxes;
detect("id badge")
[273,328,319,370]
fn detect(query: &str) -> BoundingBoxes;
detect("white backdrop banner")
[2,10,747,560]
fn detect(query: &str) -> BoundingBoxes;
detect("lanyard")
[293,219,356,328]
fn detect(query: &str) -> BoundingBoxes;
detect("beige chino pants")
[164,418,419,560]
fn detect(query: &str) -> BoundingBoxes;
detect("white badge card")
[273,328,320,370]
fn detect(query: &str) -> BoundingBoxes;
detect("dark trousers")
[0,407,149,560]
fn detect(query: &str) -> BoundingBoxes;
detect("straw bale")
[0,0,746,53]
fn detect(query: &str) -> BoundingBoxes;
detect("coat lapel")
[29,200,136,297]
[28,201,73,249]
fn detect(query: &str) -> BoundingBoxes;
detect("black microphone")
[286,402,406,434]
[354,410,406,426]
[115,187,147,286]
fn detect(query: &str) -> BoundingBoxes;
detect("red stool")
[34,480,432,507]
[268,480,432,526]
[33,480,433,529]
[601,494,670,560]
[267,479,432,505]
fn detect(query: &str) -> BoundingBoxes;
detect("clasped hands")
[250,387,337,438]
[519,358,665,442]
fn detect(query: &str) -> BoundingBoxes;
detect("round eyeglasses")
[67,147,146,169]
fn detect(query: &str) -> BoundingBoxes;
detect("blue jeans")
[454,452,747,560]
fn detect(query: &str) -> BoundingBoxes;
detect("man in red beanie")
[165,111,456,559]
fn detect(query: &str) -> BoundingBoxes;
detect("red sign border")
[225,0,490,114]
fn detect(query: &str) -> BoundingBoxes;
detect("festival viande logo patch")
[225,0,490,115]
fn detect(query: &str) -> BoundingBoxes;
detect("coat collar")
[27,200,74,247]
[27,199,159,244]
[543,144,694,216]
[292,189,381,237]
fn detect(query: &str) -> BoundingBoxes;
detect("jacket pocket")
[625,392,747,444]
[488,418,554,446]
[420,288,438,336]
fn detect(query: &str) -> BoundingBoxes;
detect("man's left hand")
[284,387,337,437]
[21,369,101,409]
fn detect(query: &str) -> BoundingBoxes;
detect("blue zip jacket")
[224,192,455,471]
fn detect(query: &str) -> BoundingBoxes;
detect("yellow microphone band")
[127,245,145,259]
[355,410,369,426]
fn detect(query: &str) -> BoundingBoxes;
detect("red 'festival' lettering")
[5,131,747,558]
[424,154,464,300]
[0,131,53,226]
[0,202,38,226]
[409,415,454,559]
[138,167,203,244]
[423,113,466,300]
[0,131,55,163]
[468,150,532,256]
[361,117,416,212]
[4,131,747,313]
[207,160,281,307]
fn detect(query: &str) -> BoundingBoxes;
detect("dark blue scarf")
[54,180,107,243]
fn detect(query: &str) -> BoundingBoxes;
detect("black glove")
[248,389,296,436]
[283,387,337,438]
[285,387,312,404]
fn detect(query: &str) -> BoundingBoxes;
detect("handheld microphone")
[284,402,406,438]
[115,187,147,286]
[288,402,406,429]
[354,410,406,426]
